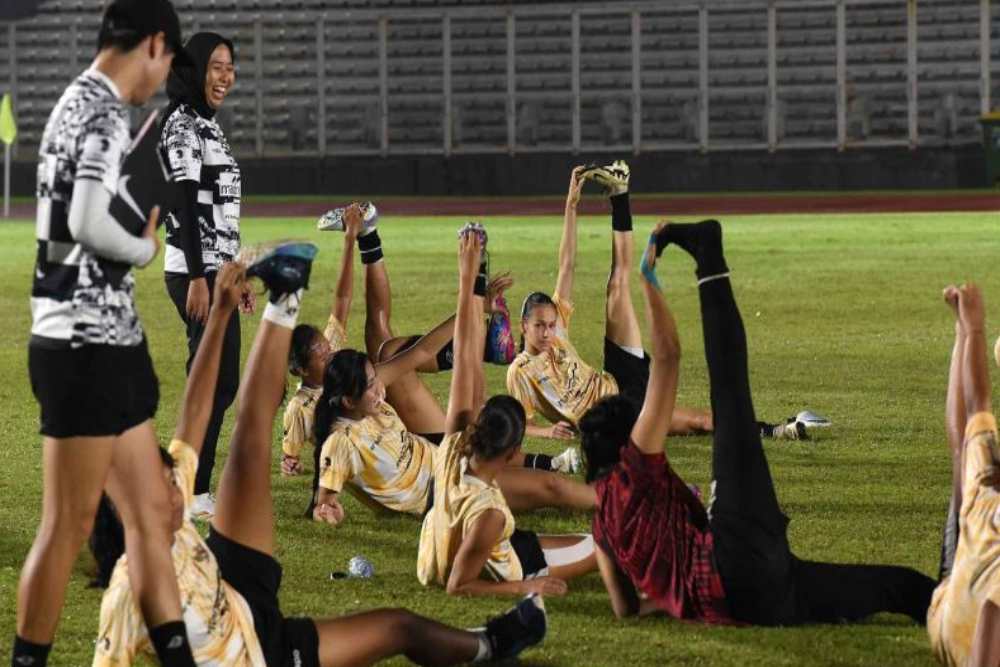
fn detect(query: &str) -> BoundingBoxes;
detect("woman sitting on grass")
[417,227,597,598]
[90,249,548,667]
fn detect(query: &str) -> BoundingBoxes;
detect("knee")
[606,270,630,298]
[384,608,417,635]
[43,505,100,548]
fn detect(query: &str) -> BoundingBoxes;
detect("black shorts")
[602,337,650,408]
[206,527,320,667]
[28,337,159,438]
[510,528,548,578]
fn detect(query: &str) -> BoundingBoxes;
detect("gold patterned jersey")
[92,439,266,667]
[281,314,348,459]
[506,295,619,426]
[417,428,522,586]
[318,402,434,515]
[928,412,1000,667]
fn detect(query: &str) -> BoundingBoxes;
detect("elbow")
[652,339,681,365]
[445,578,471,597]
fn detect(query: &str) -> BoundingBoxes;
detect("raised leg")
[604,193,643,351]
[939,286,966,581]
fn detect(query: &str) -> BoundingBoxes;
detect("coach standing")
[161,32,250,519]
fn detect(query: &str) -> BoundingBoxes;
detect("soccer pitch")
[2,210,999,666]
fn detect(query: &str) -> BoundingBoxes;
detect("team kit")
[11,1,1000,666]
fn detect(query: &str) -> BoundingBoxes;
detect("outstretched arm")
[630,228,681,455]
[444,232,484,436]
[553,166,585,303]
[332,204,362,327]
[958,283,991,420]
[173,262,244,451]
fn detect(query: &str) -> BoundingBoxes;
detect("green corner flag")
[0,94,17,146]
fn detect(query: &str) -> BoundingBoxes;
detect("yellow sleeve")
[963,412,1000,495]
[505,361,536,421]
[318,432,357,493]
[92,585,145,667]
[281,398,309,459]
[168,439,198,509]
[552,294,574,336]
[324,314,348,353]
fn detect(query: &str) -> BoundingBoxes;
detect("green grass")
[2,211,999,665]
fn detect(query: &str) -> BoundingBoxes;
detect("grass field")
[2,210,999,666]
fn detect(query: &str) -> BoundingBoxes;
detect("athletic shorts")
[511,528,548,579]
[28,337,159,438]
[602,337,650,408]
[206,527,320,667]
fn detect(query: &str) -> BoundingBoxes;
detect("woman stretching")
[309,217,595,526]
[583,220,933,626]
[508,163,814,441]
[417,228,597,598]
[91,248,548,666]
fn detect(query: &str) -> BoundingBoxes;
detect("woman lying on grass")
[584,220,934,626]
[417,226,598,598]
[308,212,595,527]
[90,250,547,666]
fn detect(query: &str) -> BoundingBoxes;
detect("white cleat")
[317,201,378,233]
[552,447,581,474]
[191,492,216,520]
[795,410,831,429]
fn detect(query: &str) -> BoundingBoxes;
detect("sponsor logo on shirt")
[218,172,241,199]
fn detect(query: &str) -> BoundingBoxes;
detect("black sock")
[148,621,196,667]
[12,636,51,667]
[758,421,776,438]
[610,192,632,232]
[474,258,488,297]
[523,453,554,471]
[358,230,383,265]
[436,340,455,371]
[655,220,728,280]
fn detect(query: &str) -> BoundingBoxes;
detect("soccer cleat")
[317,201,379,233]
[481,594,547,660]
[772,421,809,441]
[190,492,216,520]
[239,240,319,303]
[581,159,630,196]
[795,410,831,429]
[485,295,515,365]
[457,221,488,248]
[552,447,581,474]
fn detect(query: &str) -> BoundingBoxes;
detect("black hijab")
[165,32,234,121]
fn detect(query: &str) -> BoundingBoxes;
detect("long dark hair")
[89,447,175,589]
[467,395,526,461]
[519,291,556,352]
[579,395,639,483]
[307,348,370,517]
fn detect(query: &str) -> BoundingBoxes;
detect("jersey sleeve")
[552,294,574,338]
[505,361,537,421]
[168,439,199,510]
[963,412,1000,502]
[92,583,147,667]
[161,110,203,184]
[318,432,358,493]
[76,110,128,194]
[282,398,310,459]
[324,314,348,353]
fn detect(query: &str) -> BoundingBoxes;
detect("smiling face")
[203,43,234,109]
[521,303,558,354]
[343,360,385,419]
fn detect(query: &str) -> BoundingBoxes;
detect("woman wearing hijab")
[160,32,249,519]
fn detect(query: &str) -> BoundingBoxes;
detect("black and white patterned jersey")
[31,69,144,348]
[160,104,241,274]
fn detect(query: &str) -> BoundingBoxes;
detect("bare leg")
[315,608,478,667]
[538,534,598,580]
[212,319,292,556]
[497,466,595,511]
[378,336,447,436]
[604,207,643,351]
[16,436,115,642]
[105,420,184,626]
[364,259,394,360]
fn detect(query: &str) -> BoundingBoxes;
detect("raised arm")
[958,283,991,420]
[630,226,681,455]
[332,203,362,327]
[173,262,244,451]
[444,231,484,435]
[553,166,585,303]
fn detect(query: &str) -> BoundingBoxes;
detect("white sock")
[471,632,492,662]
[263,289,303,329]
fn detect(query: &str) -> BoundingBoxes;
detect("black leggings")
[165,271,241,495]
[698,274,935,626]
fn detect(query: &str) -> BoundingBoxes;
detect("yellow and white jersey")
[417,428,522,587]
[506,295,618,426]
[281,314,348,459]
[928,412,1000,667]
[318,402,434,515]
[93,440,266,667]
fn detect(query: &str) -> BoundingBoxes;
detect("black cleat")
[239,240,318,303]
[482,594,547,661]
